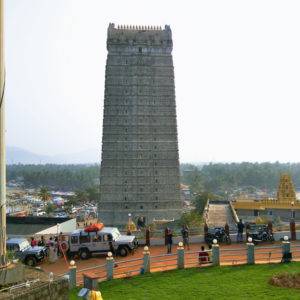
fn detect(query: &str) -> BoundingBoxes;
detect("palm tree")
[39,186,51,202]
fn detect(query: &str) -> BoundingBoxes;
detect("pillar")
[177,242,184,269]
[83,273,100,291]
[281,236,292,263]
[106,252,114,280]
[282,235,291,251]
[142,246,150,273]
[247,239,255,265]
[0,0,7,268]
[68,260,77,289]
[212,242,220,266]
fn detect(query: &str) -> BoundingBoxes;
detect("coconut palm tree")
[39,186,51,202]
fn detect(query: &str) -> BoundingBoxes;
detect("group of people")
[30,233,66,263]
[164,225,189,254]
[164,225,190,254]
[165,225,211,264]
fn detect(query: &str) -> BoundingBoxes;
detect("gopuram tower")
[99,24,182,226]
[277,174,296,203]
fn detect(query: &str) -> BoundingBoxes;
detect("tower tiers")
[99,24,182,226]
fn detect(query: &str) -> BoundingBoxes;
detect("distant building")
[99,24,182,226]
[180,184,191,204]
[233,174,300,222]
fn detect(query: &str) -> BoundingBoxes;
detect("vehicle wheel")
[25,256,37,267]
[133,239,139,248]
[79,248,90,260]
[118,247,129,257]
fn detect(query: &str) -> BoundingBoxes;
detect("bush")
[179,211,203,228]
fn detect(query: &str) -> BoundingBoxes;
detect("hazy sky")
[5,0,300,163]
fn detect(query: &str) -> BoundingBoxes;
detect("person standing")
[137,217,143,230]
[181,225,190,250]
[108,234,115,256]
[54,236,60,257]
[38,236,45,247]
[49,242,58,263]
[145,226,151,247]
[199,246,209,264]
[30,237,37,247]
[237,219,245,242]
[47,237,53,248]
[224,223,229,236]
[166,228,173,254]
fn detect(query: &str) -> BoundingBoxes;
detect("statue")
[126,214,137,233]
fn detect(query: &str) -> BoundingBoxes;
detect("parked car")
[66,227,139,259]
[32,208,46,216]
[247,224,274,244]
[6,238,47,266]
[54,212,68,218]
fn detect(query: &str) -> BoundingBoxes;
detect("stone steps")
[207,203,237,230]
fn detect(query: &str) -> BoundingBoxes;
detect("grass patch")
[70,263,300,299]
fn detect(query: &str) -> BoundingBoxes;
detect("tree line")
[7,164,100,191]
[181,162,300,194]
[7,162,300,193]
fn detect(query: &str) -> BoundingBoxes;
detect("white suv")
[67,227,138,259]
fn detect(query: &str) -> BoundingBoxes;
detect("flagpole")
[0,0,7,267]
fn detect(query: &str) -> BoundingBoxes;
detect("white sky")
[5,0,300,163]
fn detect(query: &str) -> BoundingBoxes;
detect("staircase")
[206,201,237,231]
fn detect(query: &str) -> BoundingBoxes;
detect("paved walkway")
[41,241,299,280]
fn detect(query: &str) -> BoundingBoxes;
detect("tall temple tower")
[277,174,296,203]
[99,24,182,226]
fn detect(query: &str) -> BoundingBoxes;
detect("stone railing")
[229,201,239,223]
[67,237,300,290]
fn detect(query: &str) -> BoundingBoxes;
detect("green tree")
[179,211,203,228]
[63,195,80,213]
[38,186,51,202]
[193,192,219,214]
[85,186,100,202]
[45,202,55,215]
[74,190,89,204]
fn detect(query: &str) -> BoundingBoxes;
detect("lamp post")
[0,0,7,268]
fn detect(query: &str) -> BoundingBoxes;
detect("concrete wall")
[3,277,69,300]
[236,208,300,222]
